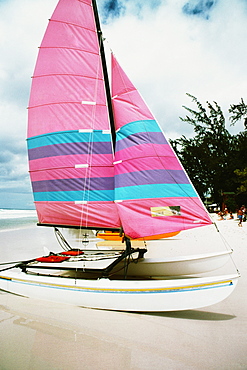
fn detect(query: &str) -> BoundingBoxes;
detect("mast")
[92,0,116,150]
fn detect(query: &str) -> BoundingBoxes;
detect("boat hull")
[122,250,233,276]
[0,270,239,312]
[24,250,233,277]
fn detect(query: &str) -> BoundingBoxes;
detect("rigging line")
[0,265,20,273]
[73,3,117,242]
[78,35,103,238]
[0,257,38,272]
[77,11,108,241]
[84,40,102,230]
[77,38,98,234]
[0,260,33,266]
[218,235,240,275]
[211,220,240,275]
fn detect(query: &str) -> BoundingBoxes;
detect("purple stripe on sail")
[28,141,112,160]
[32,176,114,193]
[116,132,168,151]
[115,169,190,188]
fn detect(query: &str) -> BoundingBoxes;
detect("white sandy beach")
[0,217,246,369]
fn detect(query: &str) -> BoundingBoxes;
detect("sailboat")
[0,0,239,312]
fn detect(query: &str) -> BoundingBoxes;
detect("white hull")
[26,250,233,277]
[123,250,232,276]
[0,270,239,312]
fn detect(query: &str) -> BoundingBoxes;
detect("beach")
[0,214,246,369]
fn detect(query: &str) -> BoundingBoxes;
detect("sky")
[0,0,247,209]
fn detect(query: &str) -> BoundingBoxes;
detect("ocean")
[0,209,90,263]
[0,209,63,265]
[0,209,38,232]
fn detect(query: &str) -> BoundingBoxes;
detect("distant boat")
[0,0,239,312]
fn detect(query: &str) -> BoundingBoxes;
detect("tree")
[234,168,247,194]
[229,99,247,205]
[170,94,240,204]
[229,98,247,129]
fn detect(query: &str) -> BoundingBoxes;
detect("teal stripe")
[116,120,161,141]
[33,190,114,202]
[27,130,111,149]
[115,184,197,201]
[4,277,232,295]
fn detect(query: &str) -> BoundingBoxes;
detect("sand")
[0,218,246,369]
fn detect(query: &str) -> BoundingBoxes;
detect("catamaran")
[0,0,239,312]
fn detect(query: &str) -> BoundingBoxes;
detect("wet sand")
[0,219,246,369]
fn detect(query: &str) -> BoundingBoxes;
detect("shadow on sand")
[141,310,236,321]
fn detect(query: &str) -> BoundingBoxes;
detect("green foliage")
[229,98,247,128]
[234,168,247,194]
[171,94,247,206]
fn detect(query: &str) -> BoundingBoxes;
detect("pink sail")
[111,53,212,239]
[27,0,211,238]
[27,0,120,229]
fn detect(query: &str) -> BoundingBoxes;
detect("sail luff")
[27,0,120,230]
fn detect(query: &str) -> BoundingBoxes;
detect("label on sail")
[151,206,181,217]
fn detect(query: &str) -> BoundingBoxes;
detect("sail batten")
[48,17,96,30]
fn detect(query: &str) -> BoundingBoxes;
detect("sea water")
[0,209,58,263]
[0,209,90,262]
[0,209,38,232]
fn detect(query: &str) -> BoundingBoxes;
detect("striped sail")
[27,0,120,229]
[28,0,211,237]
[111,53,212,239]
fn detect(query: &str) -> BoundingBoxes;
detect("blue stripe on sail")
[28,141,112,160]
[27,130,111,149]
[33,190,114,202]
[32,177,114,192]
[116,120,162,140]
[115,170,190,187]
[115,184,197,201]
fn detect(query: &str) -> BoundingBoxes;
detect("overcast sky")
[0,0,246,209]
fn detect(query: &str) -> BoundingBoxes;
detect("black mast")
[92,0,116,151]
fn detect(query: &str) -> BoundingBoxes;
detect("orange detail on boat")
[136,231,180,240]
[97,232,122,241]
[97,231,180,241]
